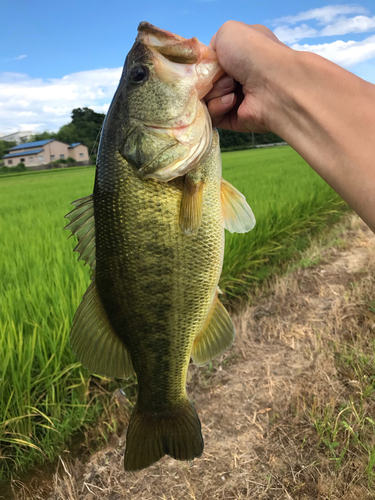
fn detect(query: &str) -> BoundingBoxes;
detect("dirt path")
[14,216,375,500]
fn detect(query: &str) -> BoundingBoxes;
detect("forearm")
[267,50,375,231]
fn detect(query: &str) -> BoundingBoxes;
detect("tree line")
[29,107,285,153]
[1,107,285,166]
[29,107,284,154]
[218,129,284,150]
[29,107,105,160]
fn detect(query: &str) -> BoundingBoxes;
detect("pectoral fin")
[221,179,256,233]
[179,174,204,235]
[191,292,235,367]
[71,280,134,379]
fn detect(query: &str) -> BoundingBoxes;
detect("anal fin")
[191,292,235,367]
[71,280,134,379]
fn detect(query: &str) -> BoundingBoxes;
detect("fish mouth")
[137,22,203,65]
[137,22,224,98]
[120,22,219,181]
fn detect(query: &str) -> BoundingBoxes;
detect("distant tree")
[55,123,78,145]
[28,107,105,154]
[71,107,104,126]
[68,107,105,154]
[218,129,284,150]
[218,129,253,149]
[25,106,282,157]
[0,140,17,159]
[29,131,56,142]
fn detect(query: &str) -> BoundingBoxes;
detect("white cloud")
[274,4,368,25]
[274,24,318,44]
[291,34,375,67]
[271,5,375,78]
[0,67,122,134]
[276,14,375,43]
[90,103,112,114]
[14,55,27,61]
[273,5,375,46]
[18,123,44,132]
[321,14,375,36]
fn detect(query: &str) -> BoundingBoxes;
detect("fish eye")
[128,64,149,84]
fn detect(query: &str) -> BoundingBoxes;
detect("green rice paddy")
[0,146,347,481]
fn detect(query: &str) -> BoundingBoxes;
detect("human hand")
[205,22,289,134]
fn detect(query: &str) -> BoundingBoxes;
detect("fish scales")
[95,133,224,411]
[65,21,255,472]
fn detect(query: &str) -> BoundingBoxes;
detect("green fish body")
[66,22,255,471]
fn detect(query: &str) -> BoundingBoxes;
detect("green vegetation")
[290,253,375,490]
[29,107,105,157]
[0,146,347,481]
[0,140,17,162]
[221,146,347,299]
[0,162,27,175]
[27,108,283,160]
[218,128,284,151]
[0,167,100,479]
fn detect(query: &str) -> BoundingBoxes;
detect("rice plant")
[0,147,347,480]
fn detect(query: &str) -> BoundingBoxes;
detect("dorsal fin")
[221,179,256,233]
[65,195,96,271]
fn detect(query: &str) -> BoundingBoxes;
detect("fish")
[65,22,255,471]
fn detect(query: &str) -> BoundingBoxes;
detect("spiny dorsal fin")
[65,195,96,271]
[179,174,204,235]
[191,292,235,367]
[221,179,256,233]
[71,280,134,379]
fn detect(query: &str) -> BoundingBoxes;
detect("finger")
[205,75,236,102]
[208,32,217,51]
[207,93,237,127]
[251,24,289,48]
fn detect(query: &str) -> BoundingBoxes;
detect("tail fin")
[124,399,204,471]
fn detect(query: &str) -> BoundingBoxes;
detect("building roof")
[9,139,54,151]
[3,149,44,158]
[68,142,81,148]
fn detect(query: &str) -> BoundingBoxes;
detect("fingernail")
[221,93,234,105]
[218,76,234,89]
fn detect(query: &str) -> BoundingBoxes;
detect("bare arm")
[206,21,375,232]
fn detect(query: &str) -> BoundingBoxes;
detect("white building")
[0,131,34,144]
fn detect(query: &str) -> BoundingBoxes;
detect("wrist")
[260,47,307,136]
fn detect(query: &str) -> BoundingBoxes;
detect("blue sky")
[1,0,375,133]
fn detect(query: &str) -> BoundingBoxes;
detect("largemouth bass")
[65,22,255,471]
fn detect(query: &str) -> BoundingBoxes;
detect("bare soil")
[9,216,375,500]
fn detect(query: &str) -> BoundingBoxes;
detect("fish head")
[107,22,223,181]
